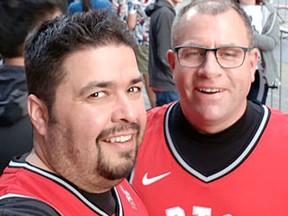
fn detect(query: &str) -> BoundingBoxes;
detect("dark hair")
[0,0,65,58]
[24,10,136,115]
[82,0,92,12]
[172,0,254,48]
[256,0,263,4]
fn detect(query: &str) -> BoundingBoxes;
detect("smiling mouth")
[197,88,222,94]
[105,135,133,143]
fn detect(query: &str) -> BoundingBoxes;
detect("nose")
[111,94,139,123]
[198,51,221,78]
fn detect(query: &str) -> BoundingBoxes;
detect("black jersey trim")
[7,161,123,216]
[165,103,270,183]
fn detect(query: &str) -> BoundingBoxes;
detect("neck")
[26,149,51,171]
[181,101,247,134]
[4,57,24,66]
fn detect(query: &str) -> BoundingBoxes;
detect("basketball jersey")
[131,102,288,215]
[0,160,149,216]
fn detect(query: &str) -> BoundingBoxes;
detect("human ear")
[27,94,49,136]
[248,48,259,82]
[167,49,176,73]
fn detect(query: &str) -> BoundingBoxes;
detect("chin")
[98,152,135,181]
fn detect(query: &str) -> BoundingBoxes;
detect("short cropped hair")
[24,10,136,115]
[0,0,65,58]
[171,0,254,48]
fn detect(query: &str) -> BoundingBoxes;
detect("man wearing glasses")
[130,0,288,215]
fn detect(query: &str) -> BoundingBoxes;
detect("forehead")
[60,45,140,89]
[174,8,249,47]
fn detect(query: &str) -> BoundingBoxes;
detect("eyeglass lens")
[177,47,247,68]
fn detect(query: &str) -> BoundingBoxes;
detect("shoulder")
[67,2,82,15]
[0,196,60,216]
[152,6,175,24]
[268,107,288,125]
[262,106,288,142]
[146,103,173,129]
[261,1,277,21]
[147,103,170,118]
[156,5,175,15]
[263,1,277,13]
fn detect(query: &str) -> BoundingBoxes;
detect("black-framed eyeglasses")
[174,46,251,69]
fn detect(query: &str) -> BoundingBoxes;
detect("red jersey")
[131,102,288,215]
[0,160,148,216]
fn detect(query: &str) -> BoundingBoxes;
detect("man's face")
[43,45,146,191]
[168,9,258,133]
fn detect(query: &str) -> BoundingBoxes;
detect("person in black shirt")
[0,0,65,175]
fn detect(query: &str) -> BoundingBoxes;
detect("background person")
[127,0,156,108]
[0,0,65,175]
[0,10,148,215]
[145,0,182,106]
[130,0,288,215]
[67,0,114,14]
[110,0,129,21]
[237,0,280,104]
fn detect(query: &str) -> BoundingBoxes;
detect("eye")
[127,86,141,94]
[180,48,205,59]
[218,48,240,58]
[223,51,236,57]
[89,91,107,99]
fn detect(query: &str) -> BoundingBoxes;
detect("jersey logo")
[142,172,171,186]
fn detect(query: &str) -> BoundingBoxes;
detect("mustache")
[97,123,140,141]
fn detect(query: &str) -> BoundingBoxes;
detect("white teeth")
[198,88,221,93]
[106,135,132,143]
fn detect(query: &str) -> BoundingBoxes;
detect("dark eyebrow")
[131,76,144,85]
[79,81,112,97]
[79,75,143,96]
